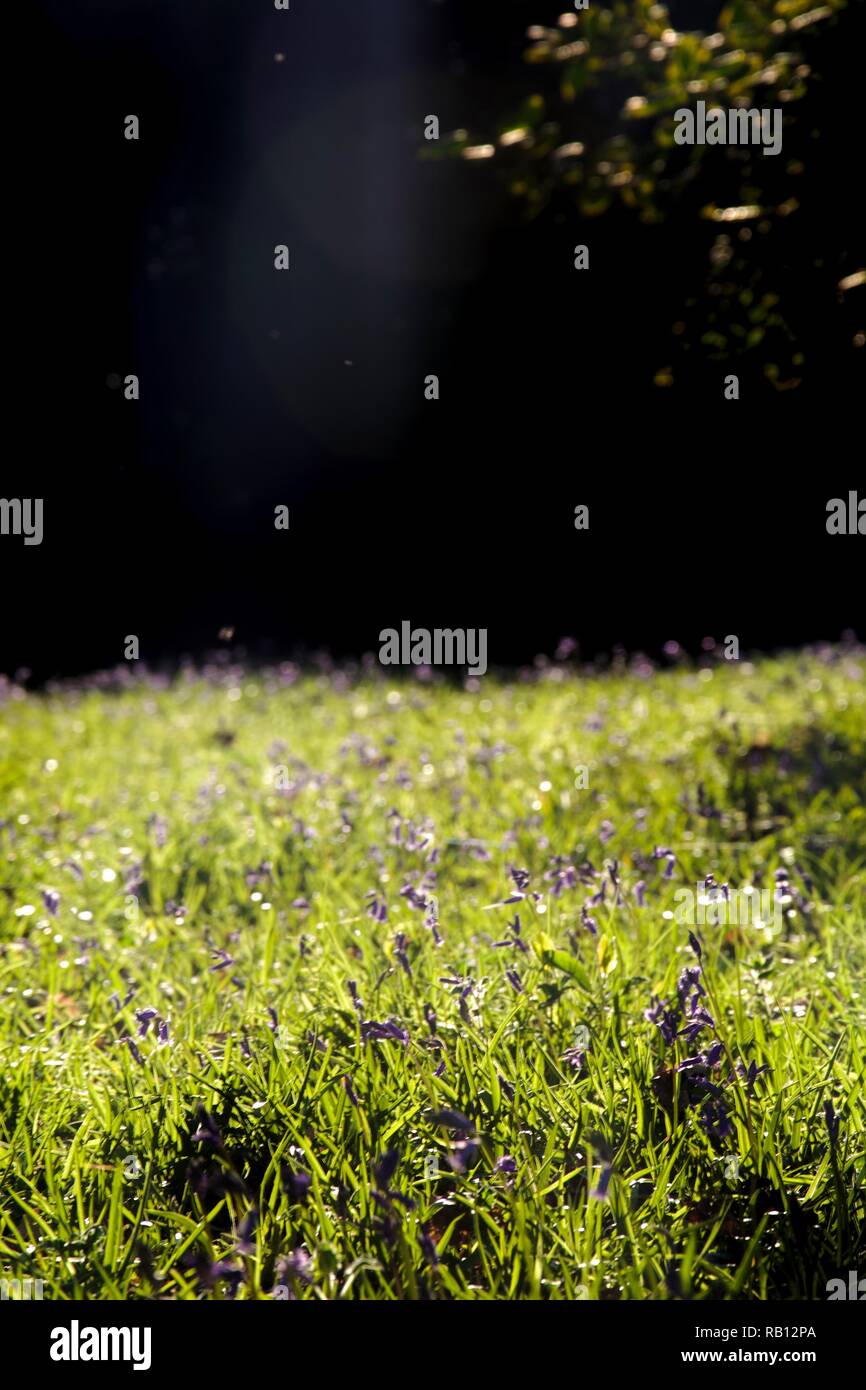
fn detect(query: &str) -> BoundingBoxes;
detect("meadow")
[1,645,864,1300]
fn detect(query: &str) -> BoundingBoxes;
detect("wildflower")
[281,1166,312,1202]
[504,866,532,903]
[676,965,704,1011]
[738,1059,771,1096]
[505,968,525,993]
[430,1108,474,1134]
[653,846,676,879]
[645,997,679,1046]
[374,1149,400,1190]
[545,860,577,898]
[43,889,60,916]
[677,1006,716,1044]
[590,1163,613,1200]
[447,1139,480,1174]
[236,1208,258,1255]
[562,1044,585,1072]
[418,1227,440,1269]
[394,932,412,977]
[824,1099,840,1148]
[191,1106,223,1146]
[698,1098,733,1141]
[493,912,530,953]
[366,891,388,924]
[361,1019,409,1045]
[147,814,168,848]
[276,1248,314,1286]
[135,1006,159,1038]
[498,1073,515,1102]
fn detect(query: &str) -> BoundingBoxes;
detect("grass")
[0,646,864,1300]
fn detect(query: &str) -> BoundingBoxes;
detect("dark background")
[5,0,864,681]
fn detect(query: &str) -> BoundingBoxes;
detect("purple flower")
[361,1019,409,1045]
[210,948,235,972]
[562,1045,586,1072]
[678,1007,716,1044]
[504,865,538,904]
[590,1163,613,1201]
[545,861,578,898]
[677,965,704,1011]
[135,1007,158,1039]
[282,1166,312,1203]
[277,1248,313,1286]
[634,880,646,908]
[653,846,676,879]
[42,889,60,917]
[157,1018,170,1046]
[374,1149,400,1189]
[698,1099,733,1141]
[447,1139,479,1174]
[366,891,388,924]
[342,1074,360,1108]
[645,997,679,1047]
[824,1100,840,1148]
[191,1107,223,1146]
[430,1108,474,1134]
[505,968,525,994]
[738,1059,771,1096]
[236,1208,258,1255]
[687,930,703,961]
[123,1036,144,1066]
[493,913,529,953]
[418,1226,440,1269]
[393,932,412,977]
[147,814,168,848]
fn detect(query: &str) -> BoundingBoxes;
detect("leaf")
[597,933,618,977]
[533,933,591,989]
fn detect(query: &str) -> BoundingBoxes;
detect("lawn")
[1,646,864,1300]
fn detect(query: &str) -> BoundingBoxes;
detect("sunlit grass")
[0,647,863,1299]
